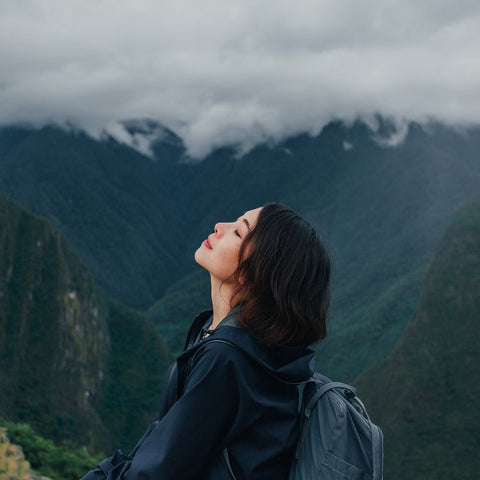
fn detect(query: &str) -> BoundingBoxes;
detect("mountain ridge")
[355,189,480,479]
[1,119,480,382]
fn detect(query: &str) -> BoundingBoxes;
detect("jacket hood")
[184,310,315,384]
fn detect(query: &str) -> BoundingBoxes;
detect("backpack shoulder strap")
[304,381,357,417]
[371,419,384,479]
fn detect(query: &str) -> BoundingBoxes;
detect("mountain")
[148,120,480,377]
[0,193,170,454]
[147,270,211,356]
[354,190,480,479]
[0,124,192,309]
[1,120,480,380]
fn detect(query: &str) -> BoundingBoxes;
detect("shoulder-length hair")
[231,202,331,346]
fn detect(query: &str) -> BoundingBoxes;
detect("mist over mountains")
[3,2,480,158]
[2,2,480,477]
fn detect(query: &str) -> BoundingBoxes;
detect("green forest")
[1,120,479,478]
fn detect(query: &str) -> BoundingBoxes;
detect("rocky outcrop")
[0,428,51,480]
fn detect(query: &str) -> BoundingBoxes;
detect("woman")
[81,202,331,480]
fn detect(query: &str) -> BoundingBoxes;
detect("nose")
[214,222,228,235]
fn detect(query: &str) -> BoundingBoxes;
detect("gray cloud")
[1,0,480,157]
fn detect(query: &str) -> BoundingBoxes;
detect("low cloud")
[1,0,480,157]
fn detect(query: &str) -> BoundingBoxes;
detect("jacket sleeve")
[94,342,257,480]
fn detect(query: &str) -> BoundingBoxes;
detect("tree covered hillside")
[0,194,170,454]
[0,125,191,309]
[1,120,480,382]
[147,121,480,380]
[355,190,480,479]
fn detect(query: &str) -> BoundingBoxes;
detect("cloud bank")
[1,0,480,157]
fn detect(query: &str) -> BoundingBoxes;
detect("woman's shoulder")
[190,333,255,376]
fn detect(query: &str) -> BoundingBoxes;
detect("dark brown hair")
[231,202,331,346]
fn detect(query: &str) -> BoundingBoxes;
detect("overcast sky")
[1,0,480,157]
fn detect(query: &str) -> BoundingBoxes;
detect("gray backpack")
[289,372,384,480]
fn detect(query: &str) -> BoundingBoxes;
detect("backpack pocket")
[323,451,371,480]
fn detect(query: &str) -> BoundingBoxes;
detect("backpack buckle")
[343,388,356,399]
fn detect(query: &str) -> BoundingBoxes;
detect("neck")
[210,276,234,329]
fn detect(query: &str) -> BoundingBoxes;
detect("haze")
[1,0,480,157]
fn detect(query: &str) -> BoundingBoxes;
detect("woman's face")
[195,207,262,284]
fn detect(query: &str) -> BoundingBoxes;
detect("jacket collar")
[182,309,314,384]
[183,310,213,351]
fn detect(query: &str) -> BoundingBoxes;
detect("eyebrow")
[237,217,251,231]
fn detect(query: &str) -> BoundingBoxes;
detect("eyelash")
[235,230,241,238]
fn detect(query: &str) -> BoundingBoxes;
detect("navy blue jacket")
[81,310,315,479]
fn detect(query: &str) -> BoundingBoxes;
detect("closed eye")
[235,230,241,238]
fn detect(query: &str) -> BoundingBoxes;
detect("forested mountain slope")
[0,194,170,454]
[355,190,480,479]
[1,120,480,381]
[148,121,480,379]
[0,125,191,309]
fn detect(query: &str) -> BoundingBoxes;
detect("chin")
[194,248,205,267]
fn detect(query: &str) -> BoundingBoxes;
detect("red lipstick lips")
[203,239,212,249]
